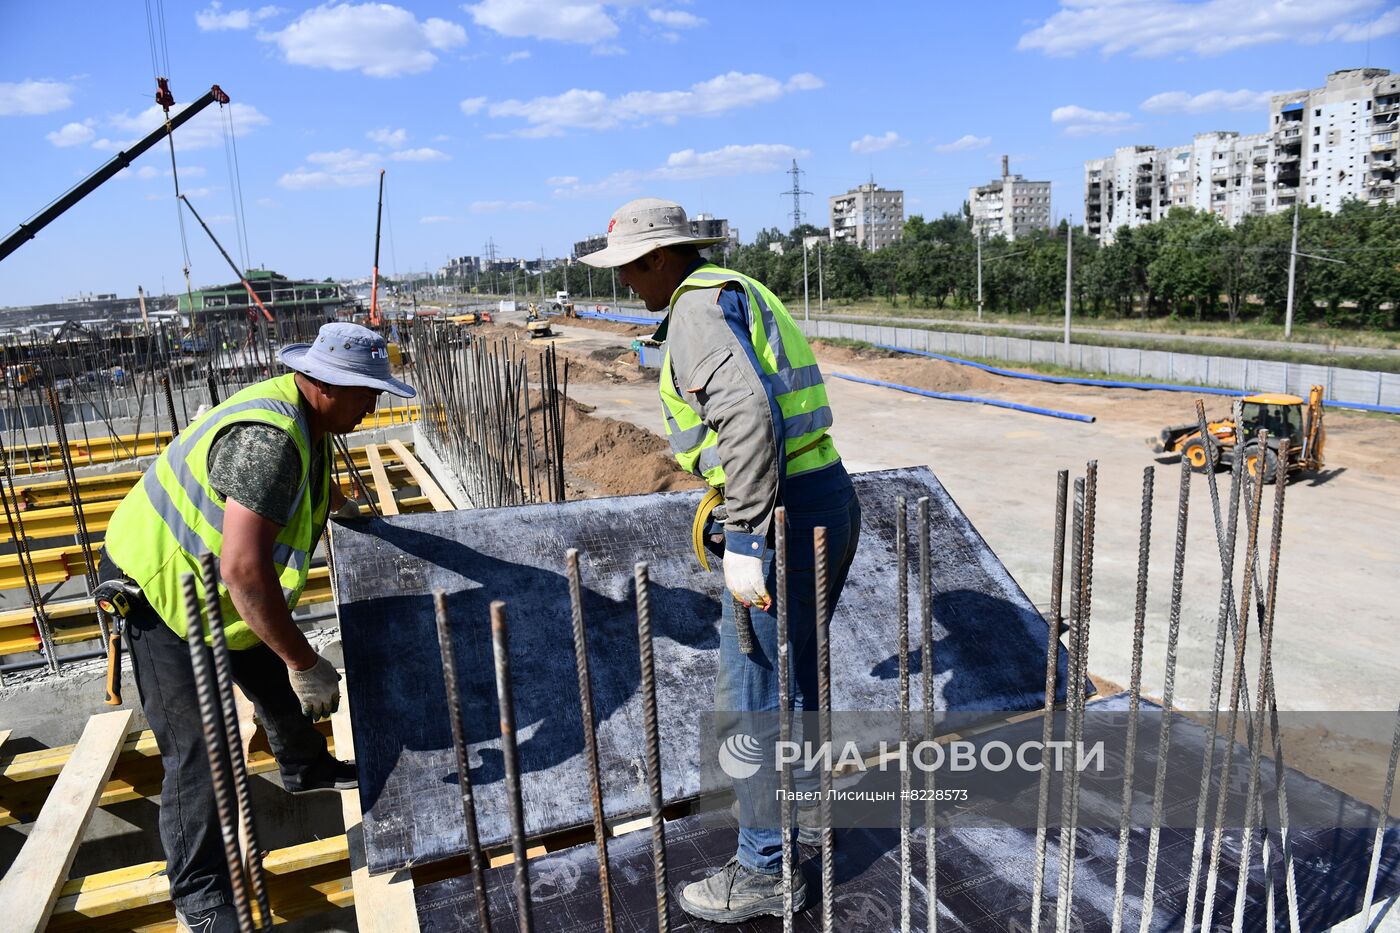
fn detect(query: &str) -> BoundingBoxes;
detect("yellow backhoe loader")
[1150,385,1326,483]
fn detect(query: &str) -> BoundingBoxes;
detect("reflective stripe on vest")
[104,373,330,649]
[659,264,839,488]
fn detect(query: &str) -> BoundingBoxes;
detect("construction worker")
[99,322,415,932]
[581,199,861,922]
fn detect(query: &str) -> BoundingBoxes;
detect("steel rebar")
[896,497,911,933]
[813,522,836,933]
[1357,702,1400,932]
[183,571,255,933]
[1031,469,1069,933]
[490,599,533,932]
[1137,456,1191,933]
[433,591,491,932]
[918,496,937,933]
[566,550,614,933]
[634,563,668,933]
[776,510,794,933]
[1111,467,1154,933]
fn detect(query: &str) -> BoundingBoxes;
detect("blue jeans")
[714,463,861,874]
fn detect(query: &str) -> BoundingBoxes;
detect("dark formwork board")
[336,466,1075,875]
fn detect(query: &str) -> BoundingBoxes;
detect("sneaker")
[176,903,242,933]
[282,755,358,793]
[678,857,808,923]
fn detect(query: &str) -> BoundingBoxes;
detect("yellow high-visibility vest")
[105,373,330,648]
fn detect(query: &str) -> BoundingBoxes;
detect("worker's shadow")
[340,519,723,817]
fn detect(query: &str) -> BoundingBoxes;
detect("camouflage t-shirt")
[208,423,325,525]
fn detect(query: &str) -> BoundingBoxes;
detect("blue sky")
[1,0,1396,304]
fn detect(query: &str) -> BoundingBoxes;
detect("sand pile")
[557,399,702,499]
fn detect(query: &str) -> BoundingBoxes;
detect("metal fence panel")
[1331,369,1381,406]
[1381,373,1400,408]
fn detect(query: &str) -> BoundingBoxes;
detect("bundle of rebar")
[407,321,568,508]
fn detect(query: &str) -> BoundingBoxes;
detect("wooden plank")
[0,708,134,932]
[385,440,453,512]
[332,688,419,933]
[364,444,399,516]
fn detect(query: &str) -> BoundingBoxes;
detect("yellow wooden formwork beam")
[0,499,119,545]
[0,542,99,590]
[0,721,335,829]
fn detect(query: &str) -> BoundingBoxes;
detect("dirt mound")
[557,315,656,338]
[559,399,702,499]
[811,340,1007,394]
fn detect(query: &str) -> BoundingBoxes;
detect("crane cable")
[222,104,253,276]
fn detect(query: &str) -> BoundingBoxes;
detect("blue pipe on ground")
[830,371,1096,423]
[575,310,660,326]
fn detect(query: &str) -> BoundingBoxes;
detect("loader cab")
[1239,394,1304,447]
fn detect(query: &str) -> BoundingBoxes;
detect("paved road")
[810,311,1400,360]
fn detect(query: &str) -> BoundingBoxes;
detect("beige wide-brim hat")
[577,197,725,268]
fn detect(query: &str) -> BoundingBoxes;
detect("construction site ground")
[490,312,1400,773]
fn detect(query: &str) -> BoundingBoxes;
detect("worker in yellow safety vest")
[100,322,415,933]
[581,199,862,923]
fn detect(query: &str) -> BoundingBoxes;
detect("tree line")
[708,201,1400,330]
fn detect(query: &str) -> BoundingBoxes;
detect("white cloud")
[135,165,160,179]
[0,79,73,116]
[648,9,705,27]
[545,175,578,186]
[1327,4,1400,39]
[256,197,279,208]
[470,200,545,212]
[1141,88,1284,113]
[263,3,467,77]
[503,50,532,63]
[591,43,628,56]
[147,186,215,201]
[460,96,487,116]
[390,147,449,161]
[934,134,991,153]
[46,120,95,147]
[367,126,407,146]
[419,214,457,223]
[95,101,269,152]
[1019,0,1389,57]
[466,0,618,43]
[279,148,380,189]
[195,2,283,31]
[554,143,806,198]
[850,131,905,154]
[1051,105,1131,124]
[486,71,822,136]
[1062,122,1144,137]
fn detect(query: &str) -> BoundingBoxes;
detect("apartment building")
[829,182,904,250]
[969,156,1052,240]
[1084,68,1399,242]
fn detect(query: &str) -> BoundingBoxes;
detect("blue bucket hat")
[277,322,415,398]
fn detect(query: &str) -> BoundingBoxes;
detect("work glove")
[724,551,771,611]
[288,654,341,720]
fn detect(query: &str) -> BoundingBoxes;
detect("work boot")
[176,903,241,932]
[678,857,808,922]
[282,755,358,793]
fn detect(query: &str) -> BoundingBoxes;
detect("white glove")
[288,654,341,720]
[724,552,770,609]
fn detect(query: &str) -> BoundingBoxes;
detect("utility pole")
[1282,201,1343,338]
[1063,215,1073,347]
[539,247,546,303]
[1284,199,1300,339]
[817,243,824,315]
[803,239,810,322]
[783,159,812,231]
[976,226,984,322]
